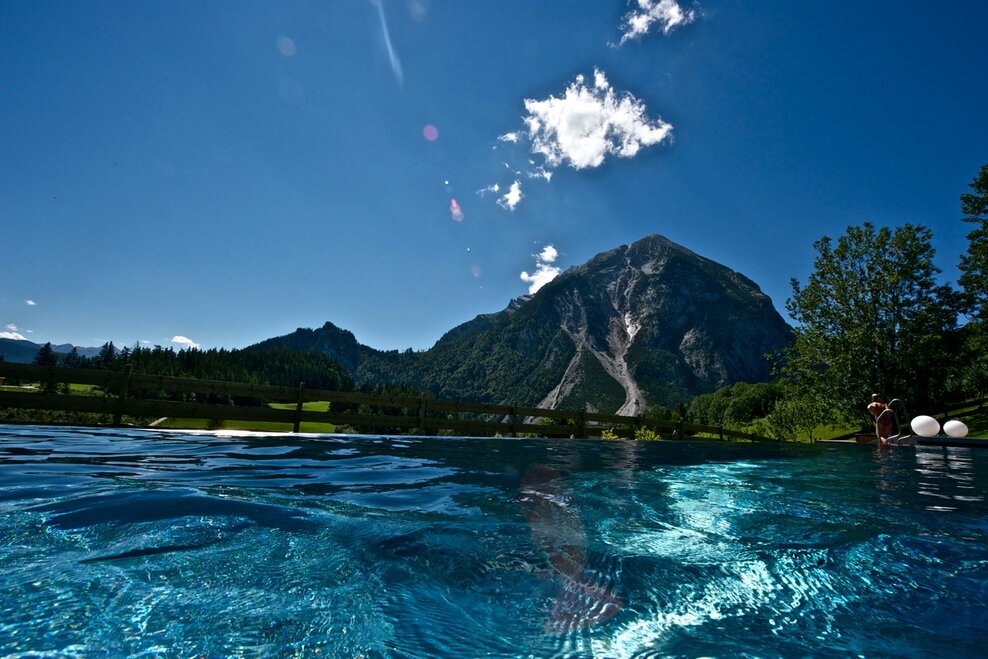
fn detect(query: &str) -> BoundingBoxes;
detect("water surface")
[1,425,985,657]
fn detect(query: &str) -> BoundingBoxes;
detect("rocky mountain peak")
[250,234,794,414]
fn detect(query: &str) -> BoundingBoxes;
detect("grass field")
[150,400,337,434]
[958,407,988,436]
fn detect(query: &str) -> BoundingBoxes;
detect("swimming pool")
[1,425,985,657]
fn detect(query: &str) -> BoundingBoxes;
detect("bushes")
[688,382,784,428]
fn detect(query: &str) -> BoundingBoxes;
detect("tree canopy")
[959,163,988,321]
[782,222,960,422]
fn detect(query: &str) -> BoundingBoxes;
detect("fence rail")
[0,362,778,442]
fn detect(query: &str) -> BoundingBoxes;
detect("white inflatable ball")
[911,415,940,437]
[943,419,969,438]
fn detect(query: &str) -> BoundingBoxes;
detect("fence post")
[511,403,518,438]
[419,394,427,432]
[293,381,306,433]
[113,363,133,426]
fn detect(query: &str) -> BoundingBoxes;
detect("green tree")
[33,342,56,366]
[63,347,81,368]
[959,163,988,320]
[33,342,58,393]
[783,222,960,422]
[97,341,117,367]
[688,382,783,427]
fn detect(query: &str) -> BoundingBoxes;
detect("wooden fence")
[0,362,777,442]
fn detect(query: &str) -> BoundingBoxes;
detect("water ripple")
[1,425,986,656]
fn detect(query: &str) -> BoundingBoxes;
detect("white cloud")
[521,69,672,170]
[619,0,696,42]
[498,132,521,143]
[528,167,553,182]
[275,35,297,57]
[497,180,523,211]
[170,335,201,350]
[6,323,18,331]
[0,331,27,341]
[25,299,37,306]
[520,243,562,294]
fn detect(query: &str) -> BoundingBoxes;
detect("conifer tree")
[33,342,56,366]
[959,163,988,321]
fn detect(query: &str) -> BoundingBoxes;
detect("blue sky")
[2,1,986,352]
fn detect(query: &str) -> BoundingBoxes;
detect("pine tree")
[63,347,80,368]
[97,341,117,368]
[33,342,56,366]
[959,163,988,321]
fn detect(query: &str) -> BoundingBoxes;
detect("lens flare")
[450,198,464,222]
[423,124,439,141]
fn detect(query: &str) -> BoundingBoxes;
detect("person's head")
[871,393,883,403]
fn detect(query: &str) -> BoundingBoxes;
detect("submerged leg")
[520,464,622,633]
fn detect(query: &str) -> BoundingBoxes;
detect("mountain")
[432,295,531,349]
[0,338,102,364]
[248,234,795,412]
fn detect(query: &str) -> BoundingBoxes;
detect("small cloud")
[6,323,18,331]
[140,340,152,345]
[407,0,429,22]
[0,330,27,341]
[528,167,553,182]
[619,0,697,43]
[498,132,521,143]
[497,180,523,211]
[520,243,562,294]
[450,198,464,222]
[477,182,501,198]
[275,35,297,57]
[521,68,672,170]
[170,335,201,350]
[25,299,37,306]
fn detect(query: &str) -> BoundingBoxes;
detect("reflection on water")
[0,425,986,657]
[915,447,984,509]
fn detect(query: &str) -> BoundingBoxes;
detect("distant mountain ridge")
[0,338,102,364]
[249,234,795,412]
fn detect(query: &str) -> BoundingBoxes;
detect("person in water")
[867,393,893,445]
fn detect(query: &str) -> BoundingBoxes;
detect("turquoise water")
[1,425,986,657]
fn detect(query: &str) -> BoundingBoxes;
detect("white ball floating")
[911,415,941,437]
[943,419,969,438]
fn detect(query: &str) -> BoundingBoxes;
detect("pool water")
[1,425,986,657]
